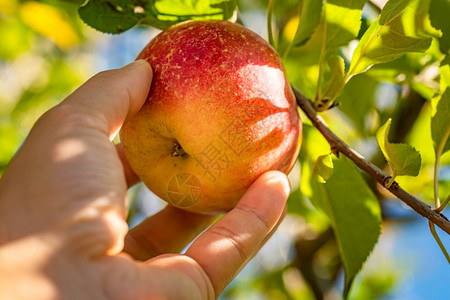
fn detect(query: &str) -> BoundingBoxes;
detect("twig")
[292,86,450,235]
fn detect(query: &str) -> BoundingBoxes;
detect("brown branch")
[292,86,450,235]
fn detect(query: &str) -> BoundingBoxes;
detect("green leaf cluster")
[278,0,448,296]
[348,0,442,77]
[78,0,237,34]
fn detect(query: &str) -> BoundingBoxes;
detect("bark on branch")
[292,86,450,235]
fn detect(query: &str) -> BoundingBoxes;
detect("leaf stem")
[436,195,450,213]
[282,4,303,62]
[314,2,328,102]
[267,0,276,48]
[428,220,450,264]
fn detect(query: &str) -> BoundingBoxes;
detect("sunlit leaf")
[310,157,381,296]
[287,160,329,228]
[348,0,442,76]
[376,118,422,180]
[439,56,450,92]
[322,55,346,99]
[296,0,367,59]
[78,0,237,33]
[317,0,367,49]
[292,0,324,47]
[152,0,236,22]
[78,0,143,34]
[431,88,450,156]
[313,154,334,182]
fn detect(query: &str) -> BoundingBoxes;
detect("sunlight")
[53,138,87,163]
[237,64,290,109]
[19,1,79,50]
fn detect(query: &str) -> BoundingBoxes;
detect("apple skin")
[121,20,302,214]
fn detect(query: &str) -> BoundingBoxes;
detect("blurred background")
[0,0,449,299]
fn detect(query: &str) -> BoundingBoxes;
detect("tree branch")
[292,86,450,235]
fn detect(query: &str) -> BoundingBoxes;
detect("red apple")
[121,20,301,213]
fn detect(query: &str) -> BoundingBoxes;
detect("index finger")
[185,171,290,296]
[63,59,152,139]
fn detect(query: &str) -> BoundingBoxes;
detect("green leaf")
[430,0,450,54]
[348,0,442,76]
[313,154,334,182]
[439,56,450,92]
[322,55,346,99]
[299,0,367,54]
[304,0,366,104]
[292,0,324,47]
[61,0,86,5]
[151,0,236,22]
[431,88,450,156]
[319,0,367,49]
[310,158,381,296]
[376,118,422,179]
[78,0,143,34]
[336,74,378,134]
[78,0,237,33]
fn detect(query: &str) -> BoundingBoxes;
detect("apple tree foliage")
[0,0,449,298]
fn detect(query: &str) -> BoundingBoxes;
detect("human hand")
[0,60,290,299]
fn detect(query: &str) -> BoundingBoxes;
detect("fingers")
[97,253,215,300]
[185,171,290,297]
[97,171,289,299]
[123,206,215,260]
[62,59,152,138]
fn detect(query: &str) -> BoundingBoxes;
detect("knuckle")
[235,204,271,231]
[62,207,127,258]
[207,224,248,263]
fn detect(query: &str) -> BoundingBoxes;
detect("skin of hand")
[0,60,290,300]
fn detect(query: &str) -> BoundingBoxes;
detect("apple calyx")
[171,141,188,159]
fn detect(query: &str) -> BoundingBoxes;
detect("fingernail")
[122,59,149,70]
[266,172,291,202]
[264,171,290,191]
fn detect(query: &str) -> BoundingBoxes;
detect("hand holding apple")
[0,60,291,299]
[121,20,301,213]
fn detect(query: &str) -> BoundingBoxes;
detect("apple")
[121,20,301,214]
